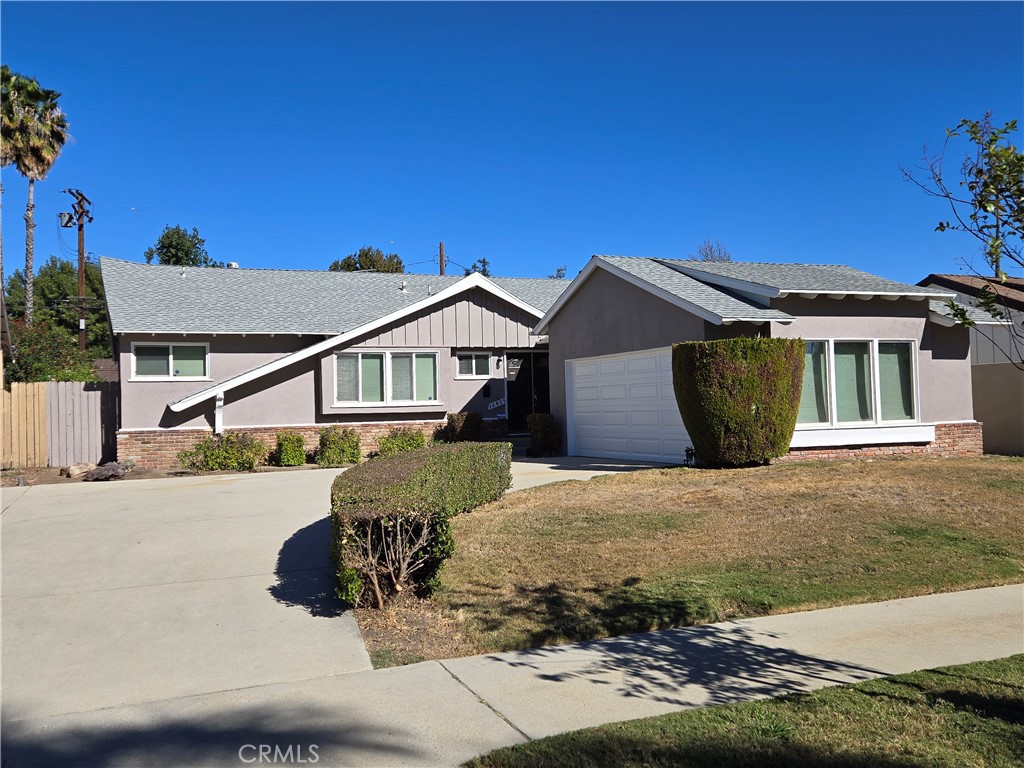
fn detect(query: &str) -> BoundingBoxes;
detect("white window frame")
[130,342,211,382]
[454,352,492,380]
[796,338,920,430]
[333,350,442,407]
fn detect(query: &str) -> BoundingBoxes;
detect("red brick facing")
[117,420,447,469]
[774,421,984,464]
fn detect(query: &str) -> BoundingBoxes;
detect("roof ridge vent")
[226,262,240,269]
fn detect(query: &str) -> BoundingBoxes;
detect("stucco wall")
[770,296,973,423]
[972,362,1024,455]
[118,334,318,430]
[546,268,709,436]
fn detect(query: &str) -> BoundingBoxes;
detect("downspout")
[214,391,225,435]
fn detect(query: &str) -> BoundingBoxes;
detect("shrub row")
[177,432,269,472]
[444,411,482,442]
[527,413,560,456]
[377,426,427,457]
[330,441,513,608]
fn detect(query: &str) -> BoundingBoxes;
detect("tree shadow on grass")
[266,516,348,617]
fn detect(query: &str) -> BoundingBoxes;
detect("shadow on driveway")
[267,516,348,618]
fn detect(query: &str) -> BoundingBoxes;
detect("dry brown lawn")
[360,456,1024,666]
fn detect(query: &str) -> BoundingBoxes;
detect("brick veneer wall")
[118,420,447,469]
[774,421,983,463]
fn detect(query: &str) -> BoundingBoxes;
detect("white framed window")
[335,351,440,406]
[131,343,210,381]
[796,339,918,428]
[455,352,491,379]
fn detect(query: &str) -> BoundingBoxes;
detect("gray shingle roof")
[928,299,1010,326]
[101,258,569,334]
[660,260,949,297]
[595,256,794,323]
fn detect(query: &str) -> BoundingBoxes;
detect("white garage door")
[567,348,691,463]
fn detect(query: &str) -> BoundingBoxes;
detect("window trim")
[454,352,492,380]
[795,338,919,430]
[130,342,211,382]
[333,350,442,407]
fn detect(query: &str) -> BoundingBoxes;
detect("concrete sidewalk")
[3,584,1021,767]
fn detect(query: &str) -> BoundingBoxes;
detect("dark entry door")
[506,352,549,431]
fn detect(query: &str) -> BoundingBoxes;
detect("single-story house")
[103,255,987,468]
[535,256,986,463]
[101,257,568,467]
[919,273,1024,455]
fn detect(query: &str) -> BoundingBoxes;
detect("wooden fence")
[2,381,118,469]
[2,382,48,469]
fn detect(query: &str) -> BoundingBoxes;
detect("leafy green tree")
[464,258,491,277]
[4,256,110,357]
[329,245,403,273]
[4,320,96,382]
[144,225,222,267]
[0,65,70,322]
[688,239,733,262]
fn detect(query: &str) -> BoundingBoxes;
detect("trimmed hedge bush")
[178,432,269,472]
[672,338,804,468]
[377,426,427,457]
[330,441,512,608]
[527,413,561,456]
[444,411,482,442]
[316,426,361,466]
[275,431,307,466]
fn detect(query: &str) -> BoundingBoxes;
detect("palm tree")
[0,66,69,322]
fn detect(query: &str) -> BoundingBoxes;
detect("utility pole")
[439,241,446,276]
[60,189,93,351]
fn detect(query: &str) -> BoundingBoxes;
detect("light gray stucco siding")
[119,334,318,430]
[770,296,973,423]
[546,268,708,440]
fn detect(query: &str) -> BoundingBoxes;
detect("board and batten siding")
[351,288,538,350]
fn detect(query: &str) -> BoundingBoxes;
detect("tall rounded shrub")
[672,338,805,467]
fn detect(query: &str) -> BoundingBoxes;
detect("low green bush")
[274,431,307,466]
[377,426,427,457]
[177,432,269,472]
[330,441,512,608]
[445,411,482,442]
[672,337,804,468]
[316,426,361,466]
[527,413,561,456]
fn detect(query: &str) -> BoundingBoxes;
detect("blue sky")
[2,1,1021,283]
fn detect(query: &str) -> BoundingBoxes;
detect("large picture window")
[335,351,439,405]
[132,343,209,380]
[796,340,916,427]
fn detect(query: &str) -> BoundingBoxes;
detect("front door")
[506,351,550,432]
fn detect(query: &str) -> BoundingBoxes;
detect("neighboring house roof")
[535,256,796,334]
[661,260,951,299]
[101,257,569,335]
[920,273,1024,314]
[92,358,120,382]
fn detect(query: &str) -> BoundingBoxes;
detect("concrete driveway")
[1,469,371,724]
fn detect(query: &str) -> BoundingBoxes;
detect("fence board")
[45,382,117,466]
[2,382,47,468]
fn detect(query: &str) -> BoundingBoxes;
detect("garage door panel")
[568,348,692,463]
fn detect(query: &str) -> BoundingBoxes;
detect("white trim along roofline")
[533,257,792,335]
[168,272,543,413]
[666,262,955,301]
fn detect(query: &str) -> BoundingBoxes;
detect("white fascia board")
[780,289,955,300]
[928,310,1010,327]
[534,258,728,335]
[168,273,541,412]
